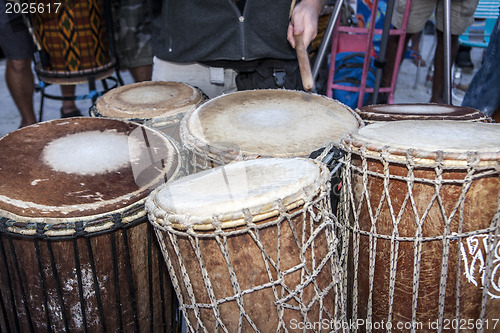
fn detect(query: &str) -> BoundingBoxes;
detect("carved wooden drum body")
[0,118,181,332]
[340,120,500,332]
[180,89,363,173]
[147,158,345,332]
[355,103,492,124]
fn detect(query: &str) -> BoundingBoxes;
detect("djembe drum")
[146,158,345,332]
[91,81,206,143]
[30,0,116,84]
[180,89,363,173]
[0,118,181,332]
[340,120,500,332]
[355,103,493,124]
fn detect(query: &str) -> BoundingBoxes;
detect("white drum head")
[181,90,361,158]
[354,121,500,152]
[147,158,329,229]
[0,118,181,223]
[94,81,204,120]
[344,120,500,164]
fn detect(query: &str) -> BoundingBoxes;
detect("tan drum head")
[343,120,500,163]
[356,103,491,122]
[94,81,204,120]
[0,117,181,221]
[181,89,361,158]
[147,158,329,230]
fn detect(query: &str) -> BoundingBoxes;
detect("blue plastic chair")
[459,0,500,49]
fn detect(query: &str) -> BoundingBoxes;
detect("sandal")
[405,49,426,67]
[60,107,82,118]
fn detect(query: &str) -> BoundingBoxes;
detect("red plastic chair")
[327,0,412,107]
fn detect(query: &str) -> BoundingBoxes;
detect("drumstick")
[294,33,315,92]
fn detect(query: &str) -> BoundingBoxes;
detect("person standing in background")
[150,0,327,98]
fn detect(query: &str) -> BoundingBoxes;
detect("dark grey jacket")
[151,0,297,64]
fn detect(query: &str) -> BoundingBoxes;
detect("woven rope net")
[340,142,500,332]
[147,159,346,332]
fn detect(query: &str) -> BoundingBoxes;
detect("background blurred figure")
[462,17,500,119]
[0,4,36,127]
[386,0,479,104]
[0,0,81,127]
[112,0,153,82]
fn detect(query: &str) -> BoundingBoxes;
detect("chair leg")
[88,75,98,105]
[38,84,45,123]
[101,79,109,91]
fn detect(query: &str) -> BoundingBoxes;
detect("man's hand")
[287,0,326,49]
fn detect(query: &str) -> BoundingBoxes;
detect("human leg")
[113,0,153,82]
[5,58,36,127]
[430,0,478,104]
[1,4,37,126]
[128,64,152,82]
[430,31,459,104]
[60,85,82,117]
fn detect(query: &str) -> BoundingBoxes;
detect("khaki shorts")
[152,57,238,99]
[392,0,479,35]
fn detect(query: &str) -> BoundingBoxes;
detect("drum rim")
[180,89,364,160]
[341,120,500,166]
[0,118,183,223]
[94,81,205,120]
[0,197,148,237]
[146,158,331,232]
[355,103,493,123]
[35,58,117,85]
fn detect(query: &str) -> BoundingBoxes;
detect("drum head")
[181,90,361,158]
[94,81,204,120]
[147,158,329,229]
[0,118,181,221]
[356,103,489,122]
[344,120,500,161]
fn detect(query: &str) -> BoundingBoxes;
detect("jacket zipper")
[228,0,246,60]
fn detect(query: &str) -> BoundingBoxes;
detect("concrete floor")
[0,33,484,138]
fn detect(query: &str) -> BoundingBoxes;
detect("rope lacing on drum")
[341,143,500,333]
[151,176,345,332]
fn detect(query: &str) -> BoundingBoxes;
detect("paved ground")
[0,33,484,138]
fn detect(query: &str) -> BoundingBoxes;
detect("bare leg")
[128,64,152,82]
[430,30,459,104]
[5,58,37,127]
[382,33,412,96]
[60,85,82,116]
[409,31,426,67]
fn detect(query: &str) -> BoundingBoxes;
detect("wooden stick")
[294,34,315,92]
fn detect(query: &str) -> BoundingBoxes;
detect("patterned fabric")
[32,0,111,72]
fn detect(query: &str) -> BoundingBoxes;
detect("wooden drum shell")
[147,158,344,332]
[344,154,499,328]
[155,206,336,332]
[340,120,500,332]
[0,216,176,332]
